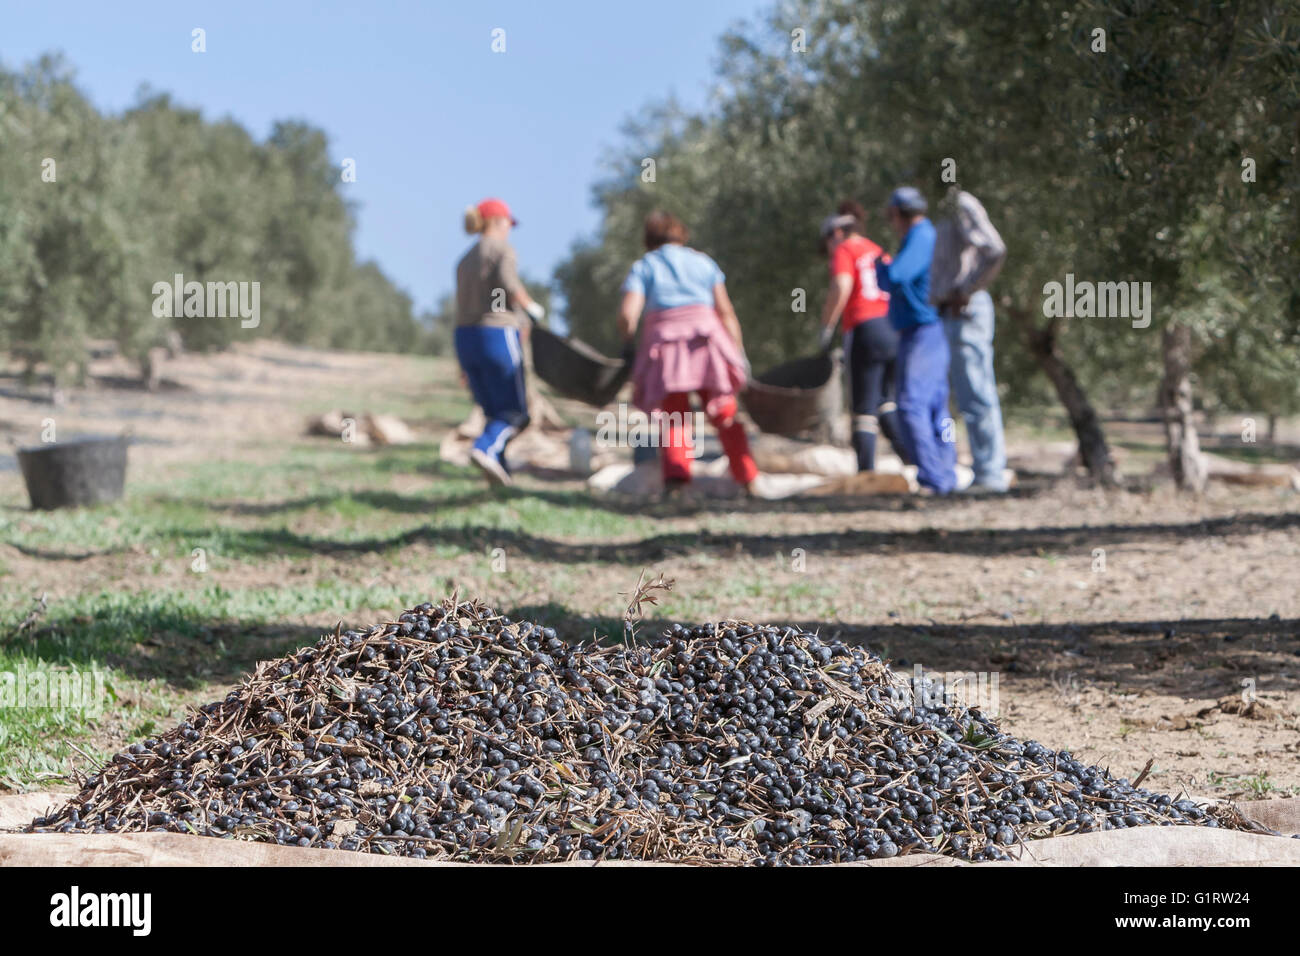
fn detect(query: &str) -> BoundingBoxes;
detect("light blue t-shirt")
[621,245,724,312]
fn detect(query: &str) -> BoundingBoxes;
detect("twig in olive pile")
[621,569,674,643]
[29,598,1253,864]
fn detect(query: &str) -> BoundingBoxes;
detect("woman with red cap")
[455,198,546,486]
[619,211,759,496]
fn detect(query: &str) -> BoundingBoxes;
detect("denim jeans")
[942,290,1007,489]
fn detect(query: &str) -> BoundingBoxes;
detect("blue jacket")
[875,218,939,330]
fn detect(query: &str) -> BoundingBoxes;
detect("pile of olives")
[30,599,1228,864]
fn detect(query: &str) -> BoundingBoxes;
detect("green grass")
[1196,441,1297,465]
[1237,772,1293,798]
[2,442,656,565]
[291,385,471,426]
[1113,438,1296,466]
[0,658,124,792]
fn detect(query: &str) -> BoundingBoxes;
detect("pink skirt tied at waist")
[631,304,748,414]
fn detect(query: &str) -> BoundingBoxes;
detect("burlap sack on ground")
[3,792,1297,866]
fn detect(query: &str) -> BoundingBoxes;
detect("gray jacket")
[929,191,1006,313]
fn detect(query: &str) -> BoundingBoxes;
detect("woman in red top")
[818,200,908,471]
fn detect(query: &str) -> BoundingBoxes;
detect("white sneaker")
[470,448,512,487]
[959,481,1006,495]
[743,473,786,500]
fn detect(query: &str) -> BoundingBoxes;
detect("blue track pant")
[896,321,956,494]
[454,325,530,467]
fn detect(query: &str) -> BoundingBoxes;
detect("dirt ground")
[1,341,1298,803]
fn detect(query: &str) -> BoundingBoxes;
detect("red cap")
[477,198,517,226]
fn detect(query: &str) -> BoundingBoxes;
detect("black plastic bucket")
[741,351,842,438]
[531,325,632,407]
[17,435,129,510]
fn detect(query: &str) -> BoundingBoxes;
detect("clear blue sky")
[1,0,769,315]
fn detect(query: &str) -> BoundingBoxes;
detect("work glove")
[818,324,837,352]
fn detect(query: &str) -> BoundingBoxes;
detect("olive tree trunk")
[1159,322,1207,492]
[1007,305,1118,485]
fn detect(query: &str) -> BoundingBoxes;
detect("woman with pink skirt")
[618,211,758,494]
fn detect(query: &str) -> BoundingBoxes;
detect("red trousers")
[658,390,758,485]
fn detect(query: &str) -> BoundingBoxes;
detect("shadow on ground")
[10,589,1293,706]
[205,510,1300,564]
[1,608,330,692]
[809,616,1300,700]
[197,482,1044,519]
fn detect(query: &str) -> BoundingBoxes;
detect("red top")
[830,234,890,328]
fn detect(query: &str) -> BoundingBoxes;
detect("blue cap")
[887,187,927,214]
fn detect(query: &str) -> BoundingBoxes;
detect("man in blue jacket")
[875,187,956,494]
